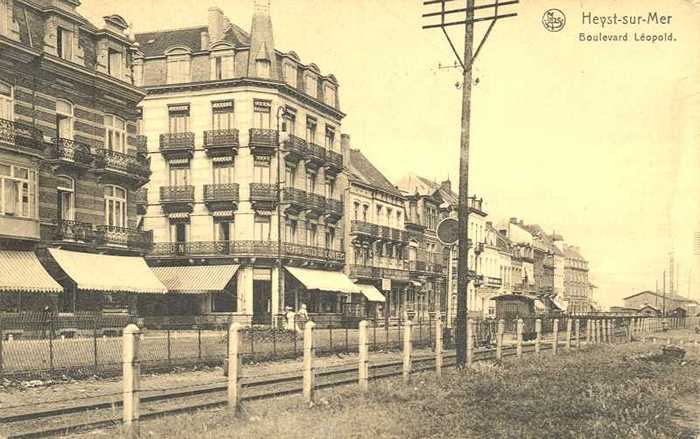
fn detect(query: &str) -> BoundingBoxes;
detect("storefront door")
[252,280,272,325]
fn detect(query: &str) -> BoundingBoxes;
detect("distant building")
[622,290,698,315]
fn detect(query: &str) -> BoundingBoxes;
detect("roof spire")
[248,0,277,78]
[254,0,271,15]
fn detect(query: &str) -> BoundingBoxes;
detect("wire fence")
[0,313,689,380]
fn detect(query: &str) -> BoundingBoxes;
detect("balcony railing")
[52,220,95,243]
[203,183,240,203]
[283,135,308,160]
[204,129,239,150]
[326,198,343,217]
[306,142,326,164]
[50,138,94,165]
[150,240,345,263]
[160,185,195,203]
[95,225,153,251]
[468,196,484,212]
[250,183,276,202]
[349,265,377,279]
[159,132,195,154]
[0,118,43,151]
[325,149,343,172]
[307,192,326,213]
[94,148,151,179]
[351,220,379,237]
[282,187,308,209]
[249,128,278,150]
[135,188,148,205]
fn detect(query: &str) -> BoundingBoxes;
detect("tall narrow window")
[56,175,75,221]
[306,117,317,144]
[168,164,190,186]
[214,56,223,80]
[166,55,190,84]
[0,81,13,120]
[306,172,316,194]
[325,227,335,249]
[254,215,271,240]
[213,161,234,185]
[325,125,335,149]
[284,108,296,136]
[253,155,271,183]
[286,218,297,244]
[217,220,232,241]
[212,100,234,130]
[253,100,271,129]
[105,115,126,153]
[284,63,297,87]
[107,48,122,77]
[325,178,335,198]
[168,104,190,133]
[55,100,73,140]
[305,74,317,98]
[57,27,73,61]
[173,222,188,243]
[104,185,127,228]
[308,223,318,247]
[285,165,296,186]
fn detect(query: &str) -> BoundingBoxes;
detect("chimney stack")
[510,217,518,224]
[201,31,210,49]
[208,7,224,42]
[341,134,351,166]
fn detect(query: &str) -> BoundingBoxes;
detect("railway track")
[3,343,558,438]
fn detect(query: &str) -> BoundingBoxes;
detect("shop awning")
[285,267,361,294]
[551,296,568,312]
[48,249,167,294]
[151,265,239,294]
[357,284,386,302]
[0,251,63,294]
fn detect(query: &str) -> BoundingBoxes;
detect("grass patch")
[77,342,700,439]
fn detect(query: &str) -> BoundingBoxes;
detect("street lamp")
[276,106,289,327]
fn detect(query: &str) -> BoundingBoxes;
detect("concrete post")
[534,319,542,355]
[303,321,315,403]
[435,317,443,377]
[466,319,474,367]
[358,320,369,392]
[552,319,559,355]
[122,324,141,439]
[627,318,633,343]
[602,319,608,343]
[516,319,523,358]
[565,318,572,351]
[227,322,242,411]
[496,319,504,361]
[403,320,413,383]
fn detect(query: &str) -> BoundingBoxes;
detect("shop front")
[0,250,63,312]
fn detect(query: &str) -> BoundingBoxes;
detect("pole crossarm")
[422,0,519,18]
[422,13,518,30]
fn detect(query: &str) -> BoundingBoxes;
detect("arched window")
[57,175,75,221]
[104,115,126,153]
[55,99,73,140]
[104,185,127,228]
[0,80,13,120]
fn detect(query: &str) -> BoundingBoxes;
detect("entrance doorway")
[252,280,272,325]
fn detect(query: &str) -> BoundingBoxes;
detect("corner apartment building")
[137,3,354,325]
[344,141,409,320]
[562,245,591,313]
[0,0,161,314]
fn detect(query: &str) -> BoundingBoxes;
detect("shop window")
[211,289,236,313]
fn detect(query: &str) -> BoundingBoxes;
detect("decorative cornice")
[143,77,345,121]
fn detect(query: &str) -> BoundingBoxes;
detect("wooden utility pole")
[422,0,518,368]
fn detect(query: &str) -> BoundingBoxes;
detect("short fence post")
[552,319,559,355]
[586,319,591,344]
[534,319,542,355]
[122,324,141,439]
[198,326,202,361]
[516,319,523,358]
[227,322,241,412]
[575,319,581,349]
[435,316,443,377]
[166,326,172,366]
[565,318,572,351]
[594,320,600,343]
[606,319,611,343]
[93,317,99,373]
[466,319,474,367]
[358,321,369,392]
[496,319,504,360]
[0,316,3,377]
[303,321,315,403]
[403,320,413,383]
[49,318,54,373]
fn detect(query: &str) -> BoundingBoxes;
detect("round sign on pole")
[436,217,459,246]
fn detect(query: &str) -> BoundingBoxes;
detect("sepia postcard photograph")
[0,0,699,437]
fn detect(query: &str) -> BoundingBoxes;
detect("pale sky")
[79,0,700,309]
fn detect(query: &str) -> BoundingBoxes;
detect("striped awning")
[48,249,167,294]
[0,251,62,294]
[151,265,240,294]
[357,284,385,302]
[285,267,361,294]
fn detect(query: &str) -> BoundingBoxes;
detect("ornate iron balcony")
[160,185,195,203]
[135,135,148,156]
[351,220,379,238]
[204,129,240,153]
[307,192,326,213]
[306,142,326,166]
[150,240,345,263]
[249,128,278,150]
[0,118,44,151]
[250,183,276,202]
[204,183,240,203]
[52,220,95,243]
[159,132,194,158]
[283,135,308,161]
[94,148,151,180]
[325,149,343,174]
[95,225,153,251]
[50,138,94,165]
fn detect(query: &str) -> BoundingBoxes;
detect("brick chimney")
[208,7,224,42]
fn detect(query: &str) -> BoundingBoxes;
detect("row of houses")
[0,0,596,326]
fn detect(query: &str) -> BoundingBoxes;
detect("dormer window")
[166,51,191,84]
[107,48,123,78]
[57,27,74,60]
[305,74,317,98]
[284,63,297,87]
[324,84,336,107]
